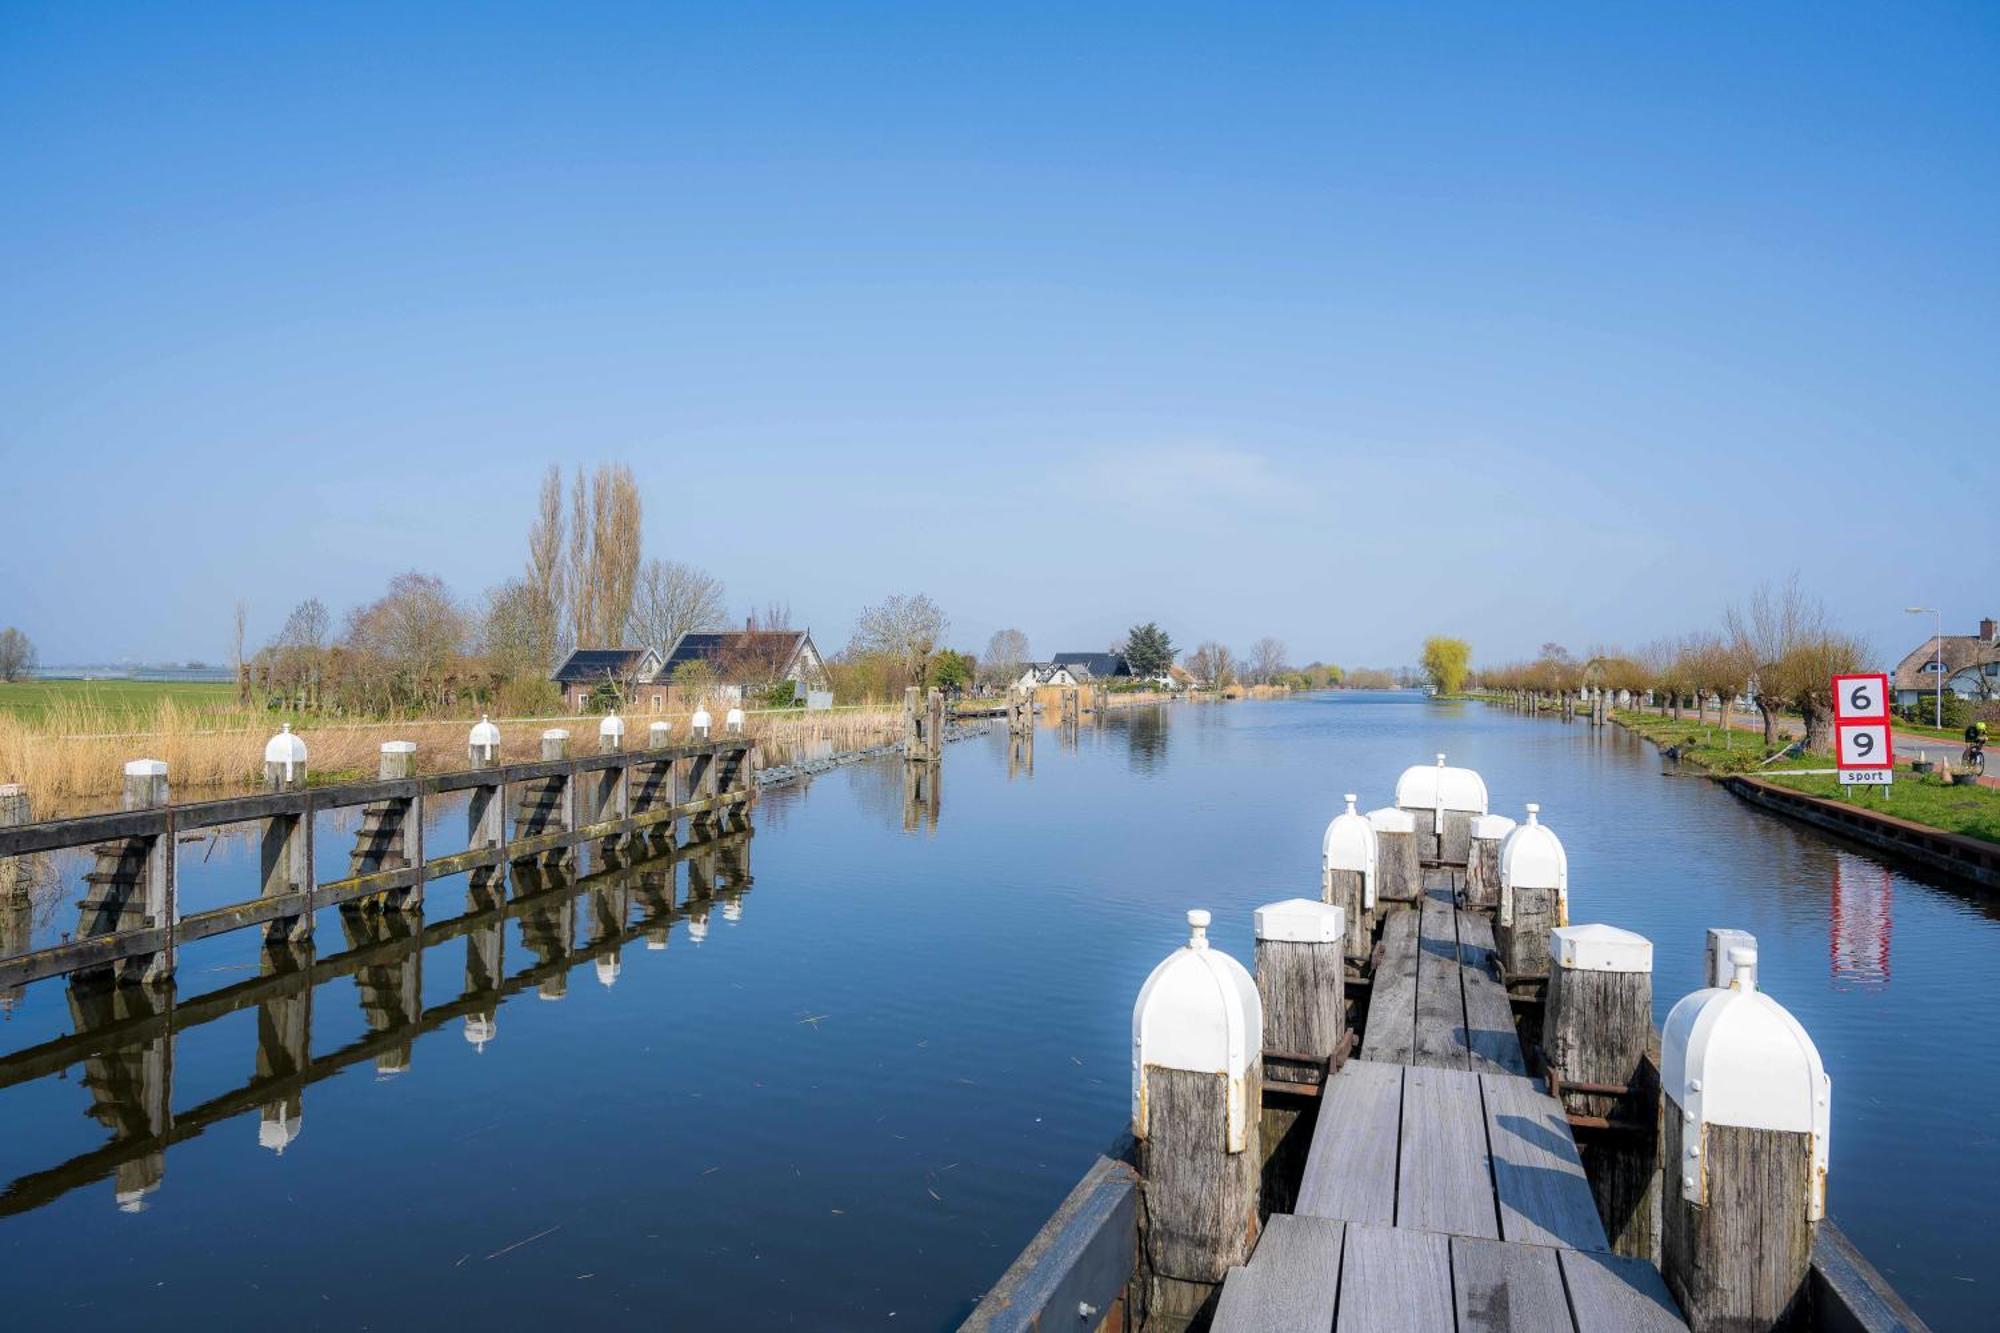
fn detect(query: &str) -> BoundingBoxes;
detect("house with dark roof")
[1892,616,2000,707]
[550,647,664,712]
[657,627,831,704]
[1015,662,1088,689]
[1051,652,1132,680]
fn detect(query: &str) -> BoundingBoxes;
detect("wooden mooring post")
[1496,803,1567,980]
[1253,898,1345,1060]
[1394,754,1488,864]
[1364,806,1419,903]
[467,717,505,905]
[1662,945,1829,1331]
[1463,812,1515,909]
[1546,923,1659,1262]
[1133,909,1262,1323]
[76,759,174,985]
[260,726,312,944]
[351,741,422,911]
[1,784,32,1011]
[1320,794,1375,964]
[902,686,944,762]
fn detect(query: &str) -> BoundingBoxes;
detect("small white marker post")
[1322,795,1376,963]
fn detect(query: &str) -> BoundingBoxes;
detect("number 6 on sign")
[1837,723,1890,770]
[1833,673,1888,721]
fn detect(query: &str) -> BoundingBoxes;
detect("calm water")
[1,694,1993,1329]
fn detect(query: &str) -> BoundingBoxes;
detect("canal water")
[0,693,1990,1328]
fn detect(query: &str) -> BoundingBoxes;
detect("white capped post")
[1322,794,1377,962]
[1133,909,1263,1292]
[1253,898,1346,1061]
[1365,806,1420,903]
[1497,803,1568,979]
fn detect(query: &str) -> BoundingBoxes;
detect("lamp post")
[1906,606,1942,729]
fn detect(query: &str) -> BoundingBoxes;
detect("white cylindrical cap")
[381,741,417,755]
[541,728,570,741]
[1706,928,1758,989]
[264,723,308,772]
[691,708,712,732]
[1132,908,1261,1152]
[1499,805,1569,926]
[599,714,626,739]
[595,956,622,987]
[725,707,745,733]
[648,721,672,744]
[469,715,501,750]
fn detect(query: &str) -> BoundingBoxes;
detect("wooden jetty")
[963,759,1928,1333]
[0,719,754,992]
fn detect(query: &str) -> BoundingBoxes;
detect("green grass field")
[0,678,239,723]
[1610,710,1824,774]
[1762,770,2000,845]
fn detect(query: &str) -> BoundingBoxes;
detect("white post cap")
[599,714,626,738]
[1365,806,1416,834]
[595,956,622,987]
[691,708,712,731]
[380,741,418,755]
[1551,923,1652,973]
[1132,908,1262,1152]
[463,1015,496,1050]
[468,715,501,749]
[725,707,745,732]
[648,720,672,741]
[1706,928,1758,990]
[124,759,168,777]
[541,728,570,741]
[1469,813,1517,841]
[264,723,308,770]
[1254,898,1346,944]
[1499,805,1569,926]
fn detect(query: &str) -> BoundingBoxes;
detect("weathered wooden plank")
[1296,1059,1402,1227]
[1413,892,1470,1070]
[1397,1064,1498,1239]
[1450,1235,1574,1332]
[960,1156,1138,1333]
[1455,912,1528,1076]
[1359,906,1420,1065]
[176,890,310,943]
[1211,1214,1343,1333]
[1334,1222,1452,1332]
[1481,1073,1608,1251]
[1560,1248,1687,1331]
[0,924,174,990]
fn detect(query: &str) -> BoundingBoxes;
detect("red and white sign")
[1832,672,1893,786]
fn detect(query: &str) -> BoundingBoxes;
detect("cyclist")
[1966,720,1989,775]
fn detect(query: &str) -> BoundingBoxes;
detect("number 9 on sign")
[1837,723,1890,770]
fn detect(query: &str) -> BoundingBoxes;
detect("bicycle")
[1962,741,1987,778]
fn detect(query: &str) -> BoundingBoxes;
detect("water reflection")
[1122,707,1169,774]
[1829,853,1893,989]
[902,761,940,834]
[0,820,751,1217]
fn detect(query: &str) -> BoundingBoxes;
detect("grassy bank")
[0,701,903,813]
[0,679,238,723]
[1758,770,2000,845]
[1610,710,1824,774]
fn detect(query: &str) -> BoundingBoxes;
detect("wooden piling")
[260,727,312,944]
[1252,899,1346,1061]
[1463,814,1515,909]
[928,687,945,761]
[1546,924,1659,1261]
[0,783,29,908]
[1366,808,1420,903]
[1662,947,1828,1332]
[1134,910,1262,1313]
[76,760,174,985]
[1496,804,1566,980]
[1322,795,1375,964]
[467,719,505,904]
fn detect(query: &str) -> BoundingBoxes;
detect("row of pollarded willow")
[1473,577,1867,752]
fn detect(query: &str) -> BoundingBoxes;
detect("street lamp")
[1906,606,1942,729]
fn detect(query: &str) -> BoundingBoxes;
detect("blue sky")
[3,3,1995,669]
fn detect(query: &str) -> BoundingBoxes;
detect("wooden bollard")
[259,725,311,943]
[1321,794,1376,963]
[647,720,671,749]
[593,716,628,851]
[467,717,504,900]
[1364,807,1419,903]
[927,687,945,760]
[1394,754,1487,863]
[1134,909,1262,1313]
[691,708,712,741]
[1253,898,1346,1060]
[1497,804,1567,979]
[1464,813,1515,909]
[1547,924,1657,1259]
[1663,947,1829,1331]
[84,759,174,983]
[725,706,745,736]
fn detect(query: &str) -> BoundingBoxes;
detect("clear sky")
[3,3,1995,670]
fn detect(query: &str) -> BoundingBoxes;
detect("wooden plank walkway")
[1219,866,1686,1329]
[1359,878,1527,1077]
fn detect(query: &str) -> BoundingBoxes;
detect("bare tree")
[1726,575,1864,751]
[626,559,728,654]
[266,598,331,706]
[587,463,642,645]
[345,572,469,710]
[748,601,794,632]
[0,627,36,682]
[1248,636,1289,685]
[482,579,552,681]
[527,464,568,667]
[849,593,948,686]
[1186,640,1235,689]
[982,628,1031,687]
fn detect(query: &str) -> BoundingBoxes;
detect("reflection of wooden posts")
[261,726,312,944]
[1547,925,1658,1261]
[68,981,173,1210]
[1061,686,1080,727]
[592,716,628,864]
[1134,910,1261,1321]
[463,909,504,1051]
[254,939,311,1153]
[1663,948,1828,1331]
[78,759,174,985]
[902,758,940,833]
[343,909,421,1073]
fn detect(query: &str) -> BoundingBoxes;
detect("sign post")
[1832,673,1893,788]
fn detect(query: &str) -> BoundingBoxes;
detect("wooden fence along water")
[964,755,1928,1333]
[0,718,754,993]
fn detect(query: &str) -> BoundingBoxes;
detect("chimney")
[1983,617,1997,644]
[746,614,754,632]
